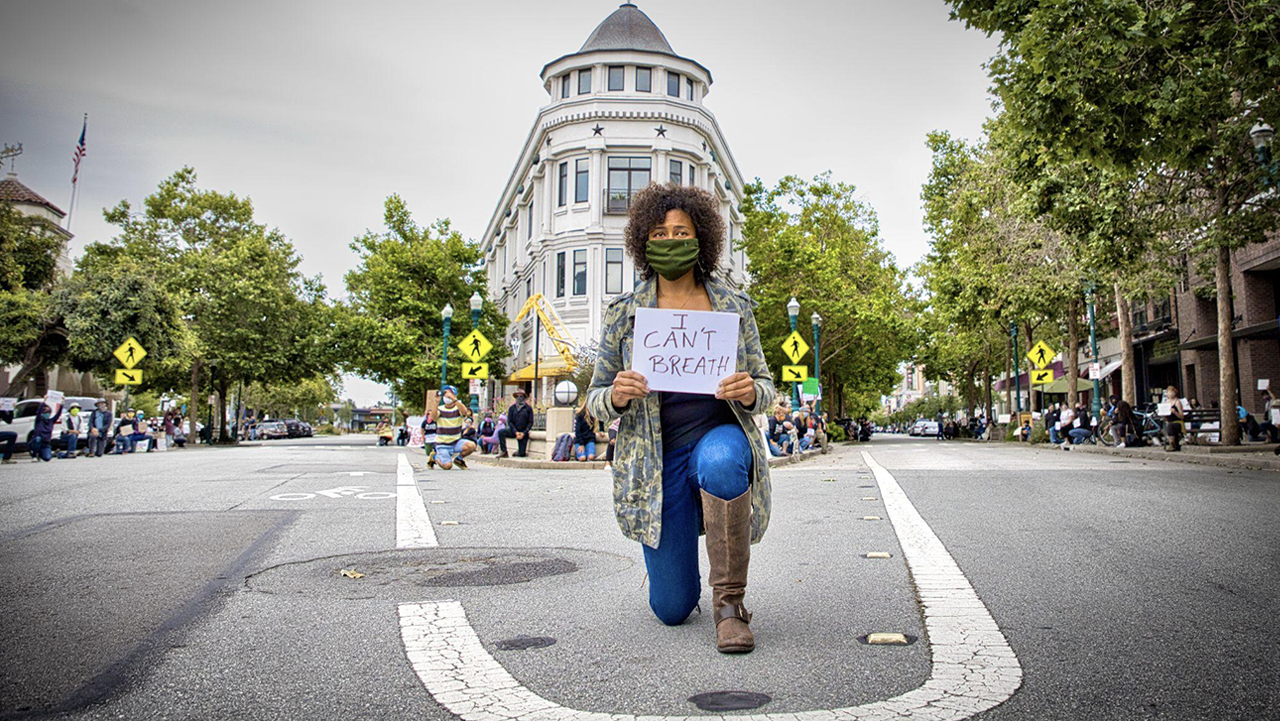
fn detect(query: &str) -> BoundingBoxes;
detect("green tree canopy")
[336,194,507,411]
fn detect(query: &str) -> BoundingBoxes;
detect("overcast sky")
[1,0,999,405]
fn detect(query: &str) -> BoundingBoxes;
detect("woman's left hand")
[716,372,757,407]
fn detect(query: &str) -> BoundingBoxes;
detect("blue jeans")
[0,431,16,461]
[30,435,52,462]
[434,439,473,466]
[1049,427,1061,444]
[114,435,134,453]
[58,432,79,458]
[1068,427,1092,444]
[643,423,753,626]
[575,441,596,460]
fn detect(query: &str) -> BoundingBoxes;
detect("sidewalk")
[1027,439,1280,472]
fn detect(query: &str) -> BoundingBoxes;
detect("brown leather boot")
[701,488,755,654]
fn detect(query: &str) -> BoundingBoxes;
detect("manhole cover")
[688,691,772,711]
[495,635,556,651]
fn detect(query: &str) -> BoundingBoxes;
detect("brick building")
[1175,236,1280,415]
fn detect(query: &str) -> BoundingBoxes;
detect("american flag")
[71,115,86,185]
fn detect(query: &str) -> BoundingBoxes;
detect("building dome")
[579,3,674,54]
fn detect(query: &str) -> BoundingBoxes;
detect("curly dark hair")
[624,183,725,285]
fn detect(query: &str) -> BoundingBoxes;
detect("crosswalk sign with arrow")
[457,330,493,363]
[781,331,810,364]
[115,369,144,385]
[782,365,808,382]
[461,363,489,380]
[1030,369,1055,385]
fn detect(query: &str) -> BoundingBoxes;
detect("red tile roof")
[0,176,65,216]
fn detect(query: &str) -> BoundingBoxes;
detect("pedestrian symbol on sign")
[781,331,810,364]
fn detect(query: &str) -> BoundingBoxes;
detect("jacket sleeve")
[587,301,629,423]
[733,304,776,416]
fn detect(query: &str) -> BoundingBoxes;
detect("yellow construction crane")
[513,293,579,377]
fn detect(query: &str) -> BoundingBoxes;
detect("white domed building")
[481,2,748,401]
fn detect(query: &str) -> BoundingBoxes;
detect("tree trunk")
[217,377,230,443]
[1067,296,1081,408]
[1115,284,1137,405]
[189,360,201,445]
[1216,243,1240,445]
[1004,332,1013,418]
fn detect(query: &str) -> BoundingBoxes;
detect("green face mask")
[646,238,700,281]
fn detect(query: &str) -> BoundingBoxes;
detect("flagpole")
[66,113,87,232]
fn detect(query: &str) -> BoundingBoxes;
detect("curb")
[1020,440,1280,472]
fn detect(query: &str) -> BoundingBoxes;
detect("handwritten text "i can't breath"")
[641,312,734,378]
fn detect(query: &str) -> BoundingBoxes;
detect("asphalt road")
[0,434,1275,720]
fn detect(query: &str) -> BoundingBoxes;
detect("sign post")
[113,337,148,409]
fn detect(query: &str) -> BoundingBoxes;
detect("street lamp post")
[811,311,822,415]
[787,297,801,409]
[1250,122,1276,186]
[1010,323,1022,415]
[469,292,483,414]
[1086,282,1103,421]
[441,303,453,391]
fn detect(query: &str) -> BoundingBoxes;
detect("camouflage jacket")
[587,276,777,549]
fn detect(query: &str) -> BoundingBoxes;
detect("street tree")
[739,173,916,418]
[336,194,507,411]
[0,202,70,396]
[945,0,1280,443]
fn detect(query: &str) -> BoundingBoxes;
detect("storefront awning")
[1042,376,1096,394]
[506,356,573,382]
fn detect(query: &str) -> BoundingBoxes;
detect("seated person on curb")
[29,402,62,462]
[432,386,475,470]
[58,402,85,458]
[113,410,139,453]
[766,406,791,456]
[1237,404,1266,442]
[0,407,17,464]
[1067,406,1094,444]
[574,405,597,461]
[497,390,533,458]
[130,411,155,452]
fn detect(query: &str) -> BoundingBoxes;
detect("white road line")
[396,451,1022,720]
[396,453,437,549]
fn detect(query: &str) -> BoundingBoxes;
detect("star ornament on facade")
[592,124,604,136]
[654,124,667,137]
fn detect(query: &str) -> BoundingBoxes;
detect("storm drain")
[495,635,556,651]
[688,691,772,712]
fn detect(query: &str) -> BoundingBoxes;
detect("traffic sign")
[1030,369,1055,385]
[115,368,144,385]
[782,365,808,382]
[458,330,493,363]
[461,362,489,380]
[781,331,810,364]
[1088,362,1101,380]
[1026,340,1056,369]
[113,337,147,369]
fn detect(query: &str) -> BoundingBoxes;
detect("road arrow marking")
[396,451,1023,719]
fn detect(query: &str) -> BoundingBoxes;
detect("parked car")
[259,421,289,439]
[299,421,313,437]
[282,419,305,438]
[911,420,940,437]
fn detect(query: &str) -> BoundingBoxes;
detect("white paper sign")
[44,390,64,409]
[630,307,739,394]
[1089,363,1101,380]
[0,397,14,411]
[1258,378,1270,391]
[407,415,425,447]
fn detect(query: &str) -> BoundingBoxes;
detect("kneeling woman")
[586,183,776,654]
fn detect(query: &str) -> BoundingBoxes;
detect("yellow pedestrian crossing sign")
[781,331,810,364]
[1026,340,1056,369]
[1030,369,1055,385]
[461,362,489,380]
[113,337,147,369]
[458,330,493,363]
[782,365,808,382]
[115,368,144,385]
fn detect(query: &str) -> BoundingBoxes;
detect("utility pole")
[1011,322,1022,414]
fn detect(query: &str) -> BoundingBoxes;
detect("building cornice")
[481,102,745,254]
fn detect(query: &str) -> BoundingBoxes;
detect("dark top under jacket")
[660,391,738,452]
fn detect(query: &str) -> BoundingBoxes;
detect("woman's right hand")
[611,370,650,410]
